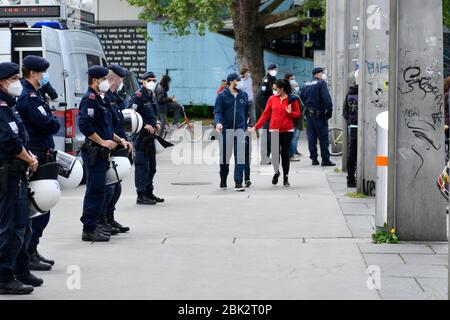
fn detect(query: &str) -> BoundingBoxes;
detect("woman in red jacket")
[254,79,301,187]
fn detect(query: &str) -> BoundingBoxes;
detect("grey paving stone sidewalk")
[1,138,447,300]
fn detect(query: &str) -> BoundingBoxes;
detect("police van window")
[87,54,101,68]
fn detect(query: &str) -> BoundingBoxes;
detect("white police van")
[0,3,139,156]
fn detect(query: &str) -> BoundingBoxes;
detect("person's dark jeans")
[289,129,301,158]
[272,132,294,178]
[159,102,181,137]
[306,116,331,162]
[347,127,358,183]
[28,213,50,255]
[245,135,251,181]
[220,130,246,184]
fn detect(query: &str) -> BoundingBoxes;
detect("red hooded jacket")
[255,94,301,132]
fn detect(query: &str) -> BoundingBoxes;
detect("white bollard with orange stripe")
[375,112,389,230]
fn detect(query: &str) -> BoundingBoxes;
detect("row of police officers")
[0,56,165,295]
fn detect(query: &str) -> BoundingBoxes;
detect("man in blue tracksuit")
[16,56,61,271]
[129,71,164,206]
[102,64,130,234]
[214,73,249,192]
[300,67,336,167]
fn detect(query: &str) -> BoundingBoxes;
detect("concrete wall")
[147,22,314,106]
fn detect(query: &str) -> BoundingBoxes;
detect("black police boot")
[137,193,157,205]
[147,193,165,203]
[312,159,320,166]
[36,251,55,266]
[30,253,52,271]
[82,228,110,242]
[283,176,291,187]
[99,223,120,236]
[322,161,336,167]
[16,273,43,288]
[272,171,281,185]
[109,220,130,233]
[0,279,33,295]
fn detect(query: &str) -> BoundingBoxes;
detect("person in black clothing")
[255,64,278,165]
[154,75,181,138]
[343,71,359,188]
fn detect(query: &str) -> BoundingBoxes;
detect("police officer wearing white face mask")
[0,62,42,294]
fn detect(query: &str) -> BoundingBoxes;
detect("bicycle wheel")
[329,126,344,156]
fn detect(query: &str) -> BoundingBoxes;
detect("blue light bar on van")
[32,21,65,30]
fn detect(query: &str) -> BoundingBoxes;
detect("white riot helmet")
[122,109,144,136]
[56,151,83,190]
[105,149,132,185]
[29,163,62,218]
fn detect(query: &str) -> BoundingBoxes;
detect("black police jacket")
[0,90,29,161]
[300,77,333,113]
[105,90,127,139]
[16,80,60,151]
[79,87,114,141]
[343,85,359,126]
[128,86,158,128]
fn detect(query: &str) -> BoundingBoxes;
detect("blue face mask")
[39,73,50,87]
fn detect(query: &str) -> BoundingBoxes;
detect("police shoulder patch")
[0,100,7,107]
[89,93,96,100]
[29,92,37,98]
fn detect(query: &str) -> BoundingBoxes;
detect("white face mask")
[273,90,281,96]
[99,79,110,93]
[146,81,157,91]
[7,80,23,97]
[269,70,277,77]
[321,74,327,81]
[236,80,244,90]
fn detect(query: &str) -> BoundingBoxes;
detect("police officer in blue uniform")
[78,66,132,242]
[0,62,41,295]
[300,67,336,167]
[128,71,164,205]
[16,56,61,271]
[101,64,130,234]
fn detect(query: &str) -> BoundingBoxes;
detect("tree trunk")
[231,0,266,96]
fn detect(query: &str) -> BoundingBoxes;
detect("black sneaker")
[16,273,43,288]
[0,279,33,295]
[283,177,291,187]
[147,193,165,203]
[30,254,52,271]
[235,183,245,192]
[322,161,336,167]
[220,178,227,190]
[312,159,320,166]
[272,171,281,185]
[36,251,55,266]
[245,180,252,188]
[109,220,130,233]
[137,194,157,205]
[82,229,110,242]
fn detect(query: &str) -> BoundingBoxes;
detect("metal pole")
[387,0,446,241]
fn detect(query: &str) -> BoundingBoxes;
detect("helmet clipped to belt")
[56,151,84,190]
[122,109,144,136]
[105,148,132,186]
[29,163,62,218]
